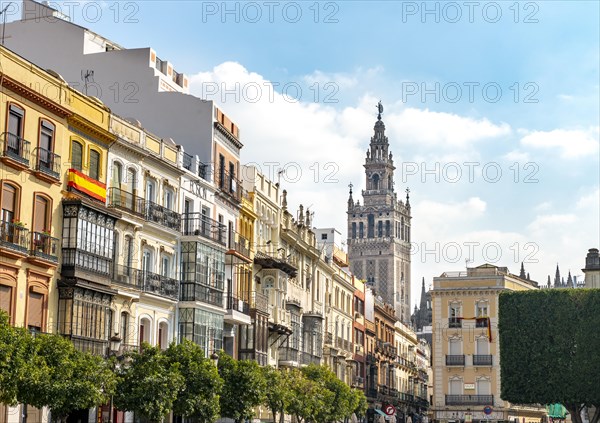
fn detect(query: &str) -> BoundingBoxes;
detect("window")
[38,120,55,169]
[7,104,24,137]
[32,195,50,234]
[139,317,151,345]
[1,182,18,225]
[367,214,374,238]
[476,302,488,317]
[146,179,156,203]
[161,255,171,278]
[111,161,122,189]
[164,188,174,210]
[89,150,100,180]
[359,222,364,238]
[385,220,391,237]
[449,378,463,395]
[448,338,462,355]
[351,222,356,239]
[142,249,153,273]
[476,337,489,355]
[121,312,129,344]
[476,378,491,395]
[321,233,328,240]
[229,162,235,192]
[377,221,383,237]
[126,168,137,193]
[71,141,83,171]
[27,289,45,332]
[0,284,14,319]
[123,235,134,268]
[218,154,225,188]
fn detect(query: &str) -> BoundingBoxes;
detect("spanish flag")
[68,168,106,202]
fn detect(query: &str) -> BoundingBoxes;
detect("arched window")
[89,149,101,180]
[372,174,380,190]
[71,141,83,171]
[126,167,137,193]
[111,161,122,189]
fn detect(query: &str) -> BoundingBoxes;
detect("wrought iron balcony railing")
[476,317,489,328]
[449,317,462,328]
[1,132,30,167]
[0,221,29,254]
[246,291,268,313]
[146,200,181,231]
[33,147,61,180]
[29,231,59,263]
[181,212,226,245]
[226,295,250,314]
[445,395,493,406]
[446,354,465,366]
[227,232,250,260]
[140,270,179,300]
[112,264,143,289]
[473,354,493,366]
[216,168,242,203]
[179,282,224,307]
[182,152,193,171]
[61,248,112,277]
[107,187,146,217]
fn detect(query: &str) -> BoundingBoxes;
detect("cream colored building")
[431,264,545,423]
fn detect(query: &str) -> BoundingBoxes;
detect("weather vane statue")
[377,100,384,120]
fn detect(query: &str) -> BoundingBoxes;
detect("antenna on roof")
[81,70,94,95]
[1,3,14,46]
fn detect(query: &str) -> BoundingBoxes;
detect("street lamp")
[210,351,219,367]
[107,334,122,423]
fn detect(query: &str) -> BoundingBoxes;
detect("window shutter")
[33,196,48,233]
[0,285,12,315]
[71,142,83,170]
[27,290,44,330]
[89,150,100,180]
[2,184,16,214]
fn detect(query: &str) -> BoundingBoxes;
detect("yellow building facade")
[431,264,545,423]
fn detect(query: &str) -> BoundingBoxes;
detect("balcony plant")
[12,220,26,228]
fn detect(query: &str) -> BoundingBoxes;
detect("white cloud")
[503,150,530,162]
[520,127,600,159]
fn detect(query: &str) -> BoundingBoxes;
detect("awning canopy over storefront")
[546,404,567,419]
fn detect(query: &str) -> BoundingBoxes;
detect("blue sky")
[15,0,599,305]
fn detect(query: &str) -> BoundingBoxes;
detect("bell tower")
[347,102,413,323]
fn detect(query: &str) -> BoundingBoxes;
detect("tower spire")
[554,264,561,288]
[519,262,526,279]
[348,182,354,209]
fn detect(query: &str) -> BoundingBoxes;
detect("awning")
[375,409,387,417]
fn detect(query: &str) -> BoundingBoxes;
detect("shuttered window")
[33,196,49,234]
[0,285,12,316]
[27,290,44,331]
[71,141,83,170]
[89,150,100,181]
[1,184,16,224]
[8,105,24,137]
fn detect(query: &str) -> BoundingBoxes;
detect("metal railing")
[216,168,242,202]
[473,354,493,366]
[1,132,30,166]
[226,295,250,314]
[449,317,462,328]
[0,221,29,253]
[146,200,181,231]
[446,354,465,366]
[246,291,268,313]
[445,395,493,405]
[183,152,193,171]
[227,232,250,258]
[181,212,226,245]
[33,147,61,179]
[29,231,59,263]
[111,264,143,288]
[179,282,223,307]
[476,317,489,328]
[61,248,112,277]
[140,269,179,300]
[198,162,209,181]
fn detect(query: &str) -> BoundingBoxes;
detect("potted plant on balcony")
[12,219,26,228]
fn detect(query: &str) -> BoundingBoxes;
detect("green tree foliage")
[164,340,223,423]
[285,368,332,423]
[498,289,600,423]
[0,312,30,405]
[218,353,267,423]
[18,333,116,423]
[301,364,357,423]
[114,343,184,423]
[261,366,288,423]
[351,388,368,419]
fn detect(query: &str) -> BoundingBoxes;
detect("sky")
[8,0,599,307]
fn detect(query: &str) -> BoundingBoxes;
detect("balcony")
[181,212,226,246]
[111,264,143,289]
[107,187,146,218]
[146,201,181,231]
[227,295,250,313]
[33,147,61,182]
[445,395,493,406]
[216,168,242,203]
[473,354,493,366]
[449,317,462,328]
[446,354,465,366]
[254,251,297,278]
[226,232,251,263]
[300,351,321,366]
[246,291,268,314]
[325,331,334,346]
[476,317,489,328]
[366,353,377,364]
[180,282,223,307]
[226,294,251,325]
[1,132,30,170]
[0,221,29,257]
[28,232,59,265]
[366,387,378,399]
[198,162,209,181]
[140,270,179,301]
[61,248,112,280]
[183,152,193,171]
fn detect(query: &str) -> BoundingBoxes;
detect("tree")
[114,343,184,423]
[0,311,30,406]
[301,364,356,423]
[498,289,600,423]
[351,388,368,420]
[218,353,266,423]
[261,366,288,423]
[285,368,332,423]
[164,340,222,423]
[18,333,116,423]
